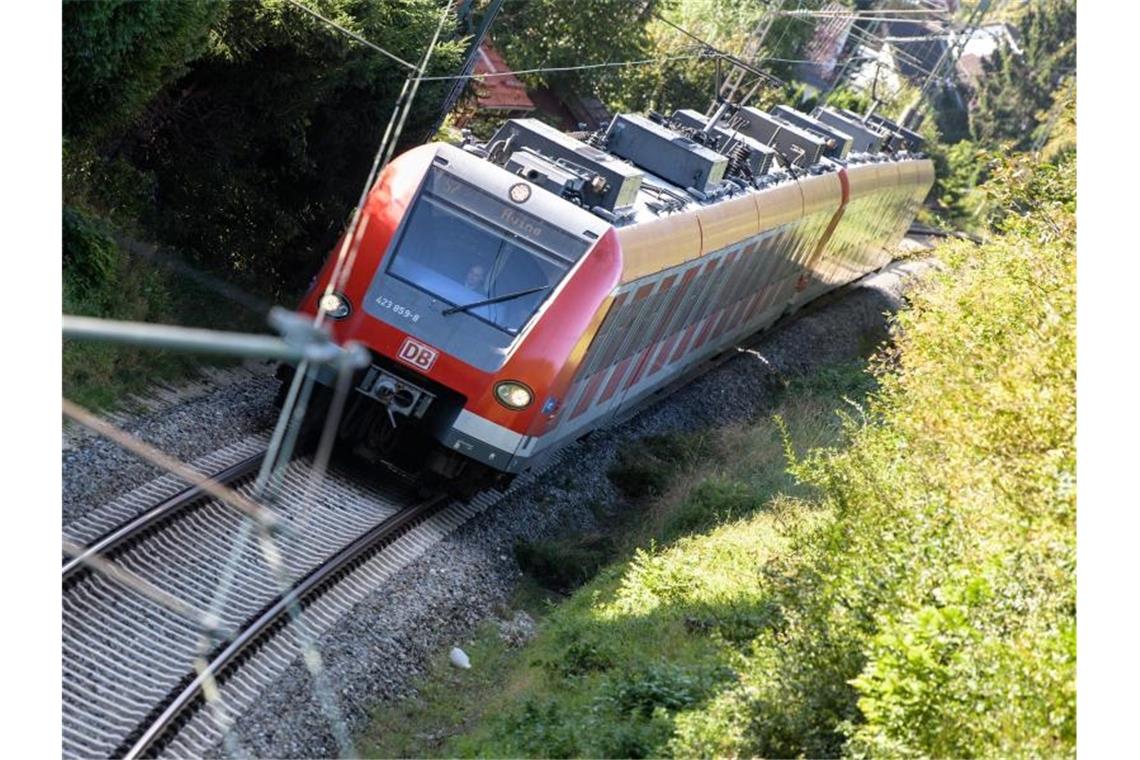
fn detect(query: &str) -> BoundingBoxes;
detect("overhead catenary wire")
[186,7,457,759]
[376,5,454,171]
[770,0,954,81]
[760,3,947,99]
[654,11,785,88]
[432,0,506,136]
[785,13,952,24]
[284,0,418,71]
[902,0,991,128]
[651,0,947,121]
[763,0,803,77]
[788,7,944,82]
[846,21,945,77]
[709,1,779,109]
[418,50,710,81]
[286,0,712,85]
[313,0,727,83]
[779,7,950,17]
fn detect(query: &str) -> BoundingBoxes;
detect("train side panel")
[535,158,933,464]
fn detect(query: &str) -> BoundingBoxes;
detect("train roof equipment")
[669,108,778,180]
[487,118,644,214]
[473,99,929,237]
[843,109,926,153]
[770,105,853,160]
[731,106,827,168]
[603,113,729,197]
[809,106,886,154]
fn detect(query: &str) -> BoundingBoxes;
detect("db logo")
[397,337,439,372]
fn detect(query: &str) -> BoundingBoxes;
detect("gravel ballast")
[62,362,280,527]
[206,257,936,758]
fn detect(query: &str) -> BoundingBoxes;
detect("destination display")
[423,168,588,263]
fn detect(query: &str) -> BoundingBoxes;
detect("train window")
[657,263,703,341]
[387,194,569,334]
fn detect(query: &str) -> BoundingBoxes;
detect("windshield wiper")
[441,284,550,317]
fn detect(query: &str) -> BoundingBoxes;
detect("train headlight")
[319,292,351,319]
[494,381,533,410]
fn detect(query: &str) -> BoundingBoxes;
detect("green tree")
[633,0,819,116]
[63,0,227,144]
[66,0,465,298]
[971,0,1075,148]
[494,0,669,109]
[647,0,828,115]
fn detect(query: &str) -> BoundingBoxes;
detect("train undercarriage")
[274,362,509,496]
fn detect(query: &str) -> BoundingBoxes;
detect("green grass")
[358,359,878,759]
[360,148,1074,759]
[62,205,263,412]
[606,431,716,500]
[359,574,564,759]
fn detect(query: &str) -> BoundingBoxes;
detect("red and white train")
[286,103,934,488]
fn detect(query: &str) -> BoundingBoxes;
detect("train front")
[293,143,621,486]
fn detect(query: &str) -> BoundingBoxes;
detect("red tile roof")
[472,41,535,112]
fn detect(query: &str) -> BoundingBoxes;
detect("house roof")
[472,41,535,112]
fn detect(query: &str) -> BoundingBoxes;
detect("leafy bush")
[543,637,617,679]
[62,207,202,409]
[601,663,713,717]
[663,477,758,539]
[737,147,1074,758]
[443,146,1074,759]
[63,207,121,300]
[63,0,225,143]
[515,533,615,593]
[495,699,581,759]
[607,432,711,499]
[828,148,1076,760]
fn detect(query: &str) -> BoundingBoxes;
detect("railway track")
[61,440,503,758]
[60,257,929,758]
[62,452,267,584]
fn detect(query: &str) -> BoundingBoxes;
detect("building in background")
[466,41,535,120]
[795,1,857,90]
[956,22,1022,91]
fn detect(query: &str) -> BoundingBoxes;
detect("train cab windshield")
[387,168,587,335]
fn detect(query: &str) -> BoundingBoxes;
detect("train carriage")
[286,103,934,488]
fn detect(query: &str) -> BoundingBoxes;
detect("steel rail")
[61,451,268,585]
[119,492,451,759]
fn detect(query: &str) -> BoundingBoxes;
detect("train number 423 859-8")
[375,296,421,323]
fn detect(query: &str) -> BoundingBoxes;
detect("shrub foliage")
[64,0,466,300]
[447,145,1075,759]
